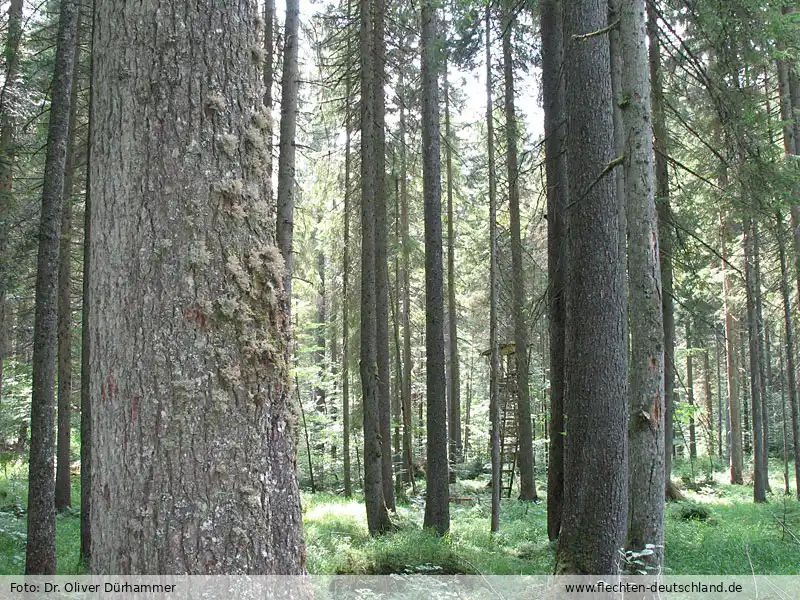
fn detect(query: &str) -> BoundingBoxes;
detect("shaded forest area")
[1,0,800,577]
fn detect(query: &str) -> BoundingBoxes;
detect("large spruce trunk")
[556,0,628,574]
[89,0,305,573]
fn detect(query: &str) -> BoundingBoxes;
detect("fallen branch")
[770,510,800,546]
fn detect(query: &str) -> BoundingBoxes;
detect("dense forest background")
[0,0,799,578]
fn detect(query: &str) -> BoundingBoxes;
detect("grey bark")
[485,1,501,535]
[276,0,300,303]
[542,0,567,540]
[556,0,628,575]
[359,0,391,535]
[421,0,449,536]
[25,0,80,575]
[0,0,24,401]
[753,225,770,491]
[56,44,82,512]
[686,323,697,459]
[621,0,664,568]
[263,0,275,197]
[88,0,305,573]
[502,0,536,502]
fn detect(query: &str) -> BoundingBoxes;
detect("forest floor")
[0,458,798,575]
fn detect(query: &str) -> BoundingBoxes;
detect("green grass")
[1,458,798,575]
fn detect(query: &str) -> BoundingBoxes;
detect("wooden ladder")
[499,365,519,499]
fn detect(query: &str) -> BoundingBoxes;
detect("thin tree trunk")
[542,0,568,540]
[341,0,353,500]
[721,213,743,483]
[621,0,664,568]
[556,0,628,574]
[778,213,800,499]
[399,72,415,490]
[56,42,82,512]
[373,0,395,511]
[444,54,462,466]
[485,0,501,535]
[753,224,770,491]
[0,0,24,401]
[703,348,714,457]
[276,0,300,304]
[744,214,766,503]
[502,0,536,502]
[315,250,327,489]
[687,323,697,459]
[421,0,449,536]
[25,0,81,574]
[779,336,790,495]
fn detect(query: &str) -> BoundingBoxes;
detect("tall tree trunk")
[778,54,800,499]
[399,72,415,490]
[778,214,800,499]
[0,0,24,401]
[779,339,790,495]
[315,250,327,489]
[753,224,770,491]
[721,213,743,483]
[485,1,501,535]
[621,0,664,568]
[276,0,300,304]
[421,0,449,536]
[56,44,82,512]
[341,0,353,499]
[686,323,697,459]
[25,0,81,574]
[542,0,568,540]
[502,0,536,502]
[88,0,305,573]
[81,6,96,563]
[743,215,766,503]
[556,0,628,575]
[373,0,395,511]
[647,0,680,500]
[359,0,391,535]
[444,54,462,466]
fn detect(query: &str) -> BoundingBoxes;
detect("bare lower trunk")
[542,0,567,540]
[421,0,449,536]
[503,0,536,502]
[556,0,628,574]
[26,0,81,574]
[622,0,664,568]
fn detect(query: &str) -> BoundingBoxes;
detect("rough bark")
[542,0,567,540]
[555,0,628,575]
[373,0,395,511]
[444,55,462,466]
[263,0,275,196]
[743,215,766,503]
[421,0,449,536]
[56,45,82,512]
[89,0,305,573]
[647,0,682,501]
[0,0,24,400]
[359,0,391,536]
[502,0,536,502]
[622,0,664,568]
[276,0,300,304]
[25,0,81,575]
